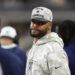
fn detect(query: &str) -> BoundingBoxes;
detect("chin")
[30,30,46,38]
[30,33,39,38]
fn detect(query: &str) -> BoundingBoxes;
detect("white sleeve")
[47,44,71,75]
[0,64,3,75]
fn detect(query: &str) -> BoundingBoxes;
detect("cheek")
[30,24,34,29]
[40,26,48,31]
[30,23,33,27]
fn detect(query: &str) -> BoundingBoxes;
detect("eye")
[37,22,47,25]
[32,21,47,26]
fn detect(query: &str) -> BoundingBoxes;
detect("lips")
[30,28,41,34]
[32,29,39,32]
[31,28,40,31]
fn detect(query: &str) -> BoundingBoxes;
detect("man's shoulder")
[43,42,64,53]
[43,42,59,49]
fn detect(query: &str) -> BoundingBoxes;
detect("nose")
[33,23,38,27]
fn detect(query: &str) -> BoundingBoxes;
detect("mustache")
[30,28,41,32]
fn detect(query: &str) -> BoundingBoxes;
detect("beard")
[30,28,47,38]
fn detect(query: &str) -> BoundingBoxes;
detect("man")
[26,7,71,75]
[0,26,27,75]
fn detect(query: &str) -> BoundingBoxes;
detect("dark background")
[0,0,75,51]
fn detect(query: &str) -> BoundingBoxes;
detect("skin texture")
[0,38,14,45]
[30,20,52,42]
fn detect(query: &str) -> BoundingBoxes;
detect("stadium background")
[0,0,75,51]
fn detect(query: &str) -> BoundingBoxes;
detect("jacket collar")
[33,32,64,48]
[1,43,17,49]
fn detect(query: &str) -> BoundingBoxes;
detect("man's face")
[30,20,52,38]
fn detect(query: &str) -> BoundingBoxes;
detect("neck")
[2,42,14,45]
[34,38,39,43]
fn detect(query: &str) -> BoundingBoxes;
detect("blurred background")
[0,0,75,51]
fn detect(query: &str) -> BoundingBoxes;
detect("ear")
[48,22,52,30]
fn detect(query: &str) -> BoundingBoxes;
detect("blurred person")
[58,20,75,75]
[0,26,27,75]
[26,7,71,75]
[58,20,75,47]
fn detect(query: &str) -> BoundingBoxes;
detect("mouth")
[31,29,39,32]
[31,28,40,31]
[30,28,41,34]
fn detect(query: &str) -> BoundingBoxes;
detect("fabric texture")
[26,32,71,75]
[0,45,27,75]
[64,42,75,75]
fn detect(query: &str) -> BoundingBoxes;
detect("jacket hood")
[34,32,64,48]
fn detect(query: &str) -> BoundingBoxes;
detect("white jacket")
[26,32,71,75]
[0,64,3,75]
